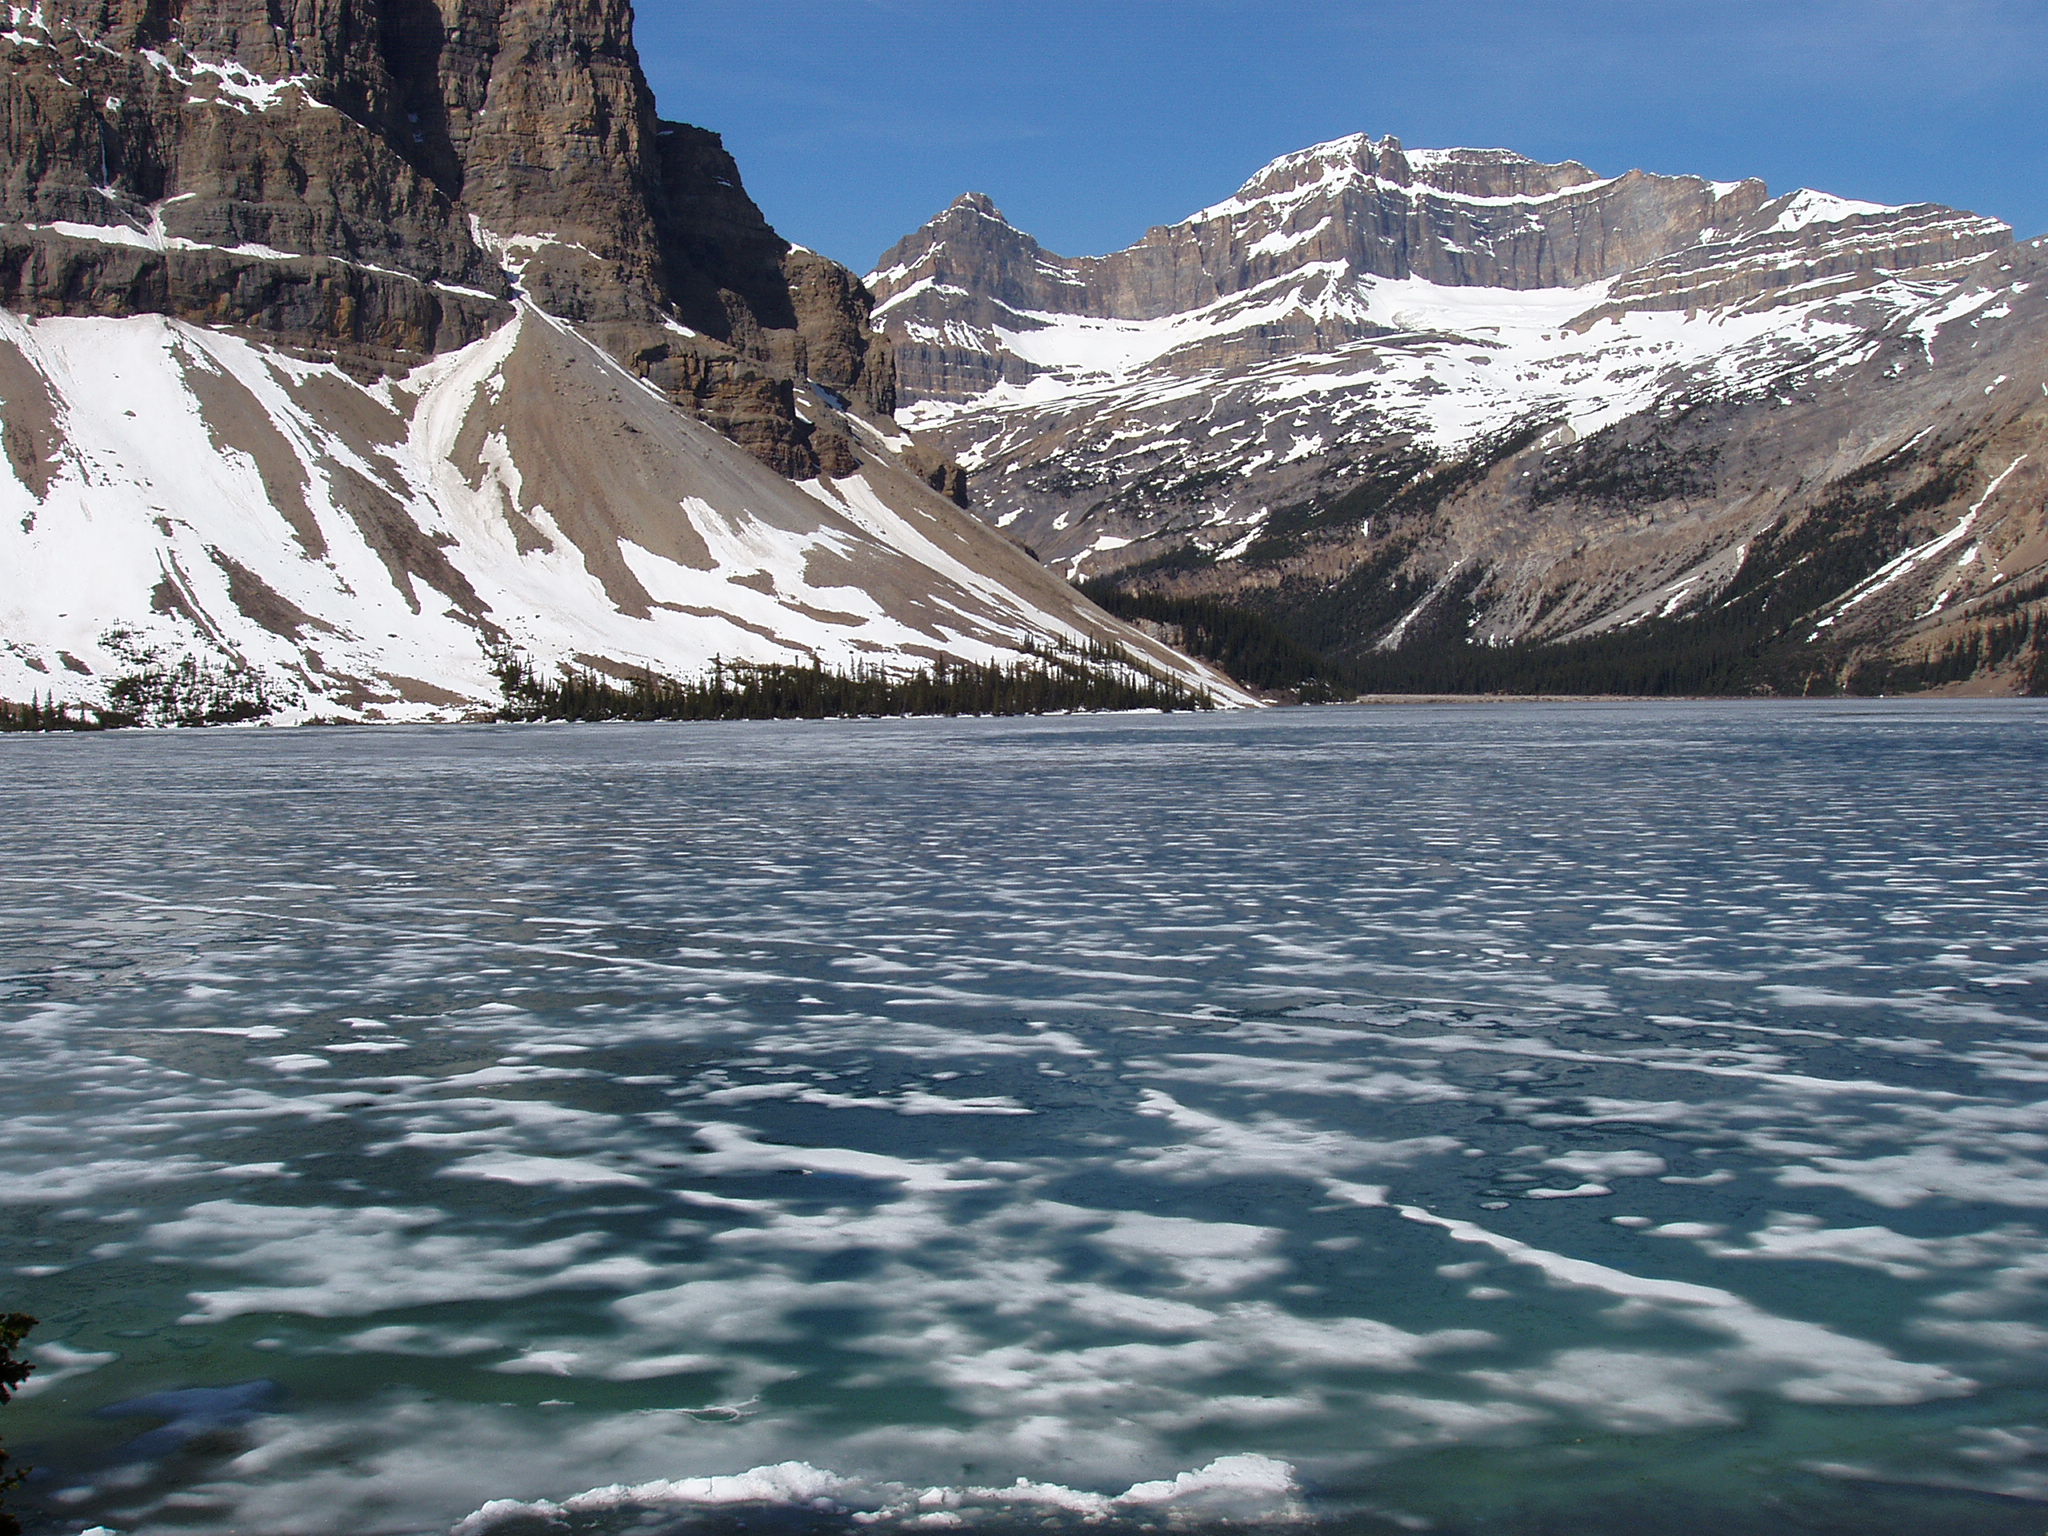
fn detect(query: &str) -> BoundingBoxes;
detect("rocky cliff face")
[869,134,2045,694]
[0,0,894,477]
[0,0,1224,717]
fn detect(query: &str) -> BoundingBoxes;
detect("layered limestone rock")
[1578,194,2012,324]
[0,0,1239,718]
[869,134,2042,692]
[870,134,2010,407]
[0,0,894,476]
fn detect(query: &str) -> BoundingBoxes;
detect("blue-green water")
[2,702,2046,1536]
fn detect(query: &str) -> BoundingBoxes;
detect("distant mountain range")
[1,2,2040,714]
[871,135,2048,696]
[0,0,1232,721]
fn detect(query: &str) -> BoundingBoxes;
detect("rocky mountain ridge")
[0,0,1233,718]
[869,134,2047,695]
[0,0,907,477]
[871,135,2009,405]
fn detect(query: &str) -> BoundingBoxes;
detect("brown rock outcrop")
[0,0,898,476]
[902,444,970,507]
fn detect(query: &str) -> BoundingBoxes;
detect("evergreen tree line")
[1088,441,2048,699]
[2,629,288,732]
[0,696,100,732]
[0,1313,32,1536]
[1845,611,2042,695]
[1086,564,2048,700]
[99,650,281,728]
[0,656,282,732]
[1318,444,1995,696]
[493,642,1214,722]
[1077,582,1346,699]
[1099,576,2048,700]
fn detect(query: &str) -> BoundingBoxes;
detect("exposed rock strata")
[0,0,1234,717]
[0,0,894,475]
[871,134,2044,692]
[871,135,2009,406]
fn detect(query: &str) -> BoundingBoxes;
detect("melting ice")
[2,701,2046,1535]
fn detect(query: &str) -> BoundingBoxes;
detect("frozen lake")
[3,701,2046,1535]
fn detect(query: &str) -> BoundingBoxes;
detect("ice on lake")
[2,701,2046,1535]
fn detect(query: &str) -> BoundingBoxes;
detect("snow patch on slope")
[0,308,1229,716]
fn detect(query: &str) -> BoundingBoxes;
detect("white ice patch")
[1540,1149,1667,1179]
[15,1339,118,1398]
[439,1153,649,1189]
[452,1453,1305,1534]
[1401,1203,1974,1425]
[1126,1088,1463,1181]
[1775,1147,2048,1209]
[143,1200,665,1320]
[1692,1213,2046,1279]
[1091,1210,1286,1292]
[683,1121,996,1192]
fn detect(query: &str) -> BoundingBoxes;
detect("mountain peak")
[950,191,1009,220]
[863,129,2045,699]
[870,126,2013,429]
[1192,134,1608,230]
[0,0,1247,720]
[868,189,1059,302]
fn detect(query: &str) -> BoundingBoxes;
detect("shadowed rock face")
[0,0,1222,720]
[0,0,893,475]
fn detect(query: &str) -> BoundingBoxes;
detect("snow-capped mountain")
[872,135,2048,693]
[0,0,1234,719]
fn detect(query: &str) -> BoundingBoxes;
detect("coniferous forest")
[0,1314,32,1536]
[491,642,1213,722]
[0,630,284,731]
[0,697,99,733]
[1076,431,2048,700]
[0,641,1212,731]
[1085,565,2048,700]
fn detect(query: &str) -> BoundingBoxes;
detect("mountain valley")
[0,3,2042,717]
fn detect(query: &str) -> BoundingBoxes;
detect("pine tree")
[0,1312,34,1536]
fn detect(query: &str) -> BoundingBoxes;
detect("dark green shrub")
[0,1313,34,1536]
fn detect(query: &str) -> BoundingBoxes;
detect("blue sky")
[634,0,2046,273]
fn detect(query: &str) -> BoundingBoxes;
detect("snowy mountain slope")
[869,135,2047,692]
[1294,245,2048,673]
[0,0,1239,718]
[0,302,1235,717]
[872,134,2004,407]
